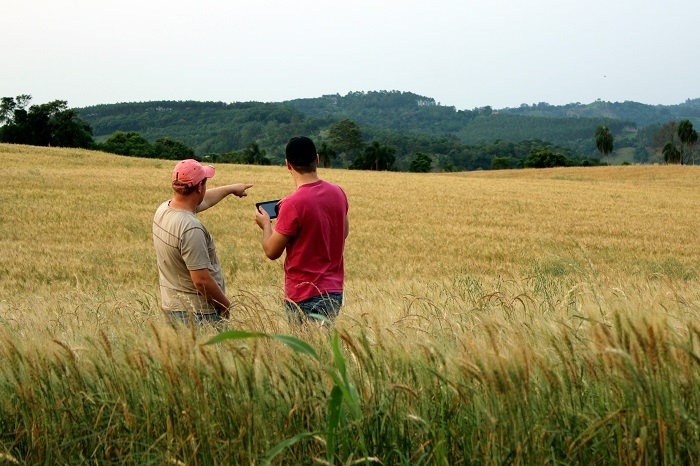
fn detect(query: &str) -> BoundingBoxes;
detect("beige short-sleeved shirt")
[152,201,225,314]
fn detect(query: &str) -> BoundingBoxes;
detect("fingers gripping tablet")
[256,200,281,219]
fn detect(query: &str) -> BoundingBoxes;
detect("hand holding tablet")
[255,199,281,219]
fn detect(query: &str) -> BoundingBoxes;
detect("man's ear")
[285,159,292,170]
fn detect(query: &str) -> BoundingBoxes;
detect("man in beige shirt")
[153,159,252,325]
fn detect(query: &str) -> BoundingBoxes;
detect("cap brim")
[202,165,215,179]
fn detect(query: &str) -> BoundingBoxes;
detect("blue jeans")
[166,310,226,327]
[284,293,343,325]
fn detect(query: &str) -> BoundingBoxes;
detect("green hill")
[75,91,700,169]
[497,98,700,127]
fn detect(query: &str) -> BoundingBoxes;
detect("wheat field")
[2,143,700,464]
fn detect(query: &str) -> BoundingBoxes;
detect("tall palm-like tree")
[688,131,698,165]
[678,120,699,165]
[662,142,680,164]
[317,141,336,168]
[595,125,614,164]
[365,141,396,171]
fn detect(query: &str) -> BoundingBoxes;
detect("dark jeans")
[166,310,226,328]
[284,293,343,325]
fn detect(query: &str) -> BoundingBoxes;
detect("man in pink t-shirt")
[255,136,349,324]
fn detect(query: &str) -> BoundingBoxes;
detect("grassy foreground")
[2,144,700,464]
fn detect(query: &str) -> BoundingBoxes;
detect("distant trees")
[654,121,678,163]
[349,141,396,171]
[678,120,698,165]
[491,157,512,170]
[206,151,241,164]
[595,125,614,164]
[633,147,651,164]
[654,121,678,147]
[97,130,277,166]
[409,152,433,172]
[70,95,700,171]
[317,141,336,168]
[241,142,270,165]
[17,92,694,171]
[0,95,94,148]
[101,131,153,157]
[328,119,364,167]
[524,148,572,168]
[66,93,700,171]
[99,132,275,166]
[662,142,681,164]
[656,120,698,164]
[288,91,471,134]
[0,95,31,122]
[100,131,197,160]
[153,137,195,160]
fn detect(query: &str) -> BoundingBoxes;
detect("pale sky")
[4,0,698,111]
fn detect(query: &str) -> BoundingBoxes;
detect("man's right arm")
[255,206,290,260]
[197,183,253,212]
[189,268,231,316]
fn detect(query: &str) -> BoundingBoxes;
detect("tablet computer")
[255,199,281,219]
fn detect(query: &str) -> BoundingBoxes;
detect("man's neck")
[169,193,199,213]
[293,172,320,188]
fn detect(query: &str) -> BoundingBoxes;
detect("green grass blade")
[271,334,319,359]
[261,431,319,466]
[326,385,343,463]
[331,331,348,383]
[203,330,267,345]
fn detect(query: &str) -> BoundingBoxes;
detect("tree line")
[1,94,698,171]
[656,120,699,164]
[0,96,93,149]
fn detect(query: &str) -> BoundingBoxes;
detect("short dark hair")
[286,136,317,168]
[172,177,205,195]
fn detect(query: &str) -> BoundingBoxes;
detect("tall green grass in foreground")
[2,273,700,465]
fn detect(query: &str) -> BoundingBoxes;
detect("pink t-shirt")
[274,180,348,302]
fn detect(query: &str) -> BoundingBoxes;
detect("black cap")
[285,136,317,166]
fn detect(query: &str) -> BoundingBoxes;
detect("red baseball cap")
[172,159,215,187]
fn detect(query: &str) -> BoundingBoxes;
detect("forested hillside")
[73,91,700,171]
[498,98,700,127]
[78,101,326,156]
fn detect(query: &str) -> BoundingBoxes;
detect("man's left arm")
[197,183,253,212]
